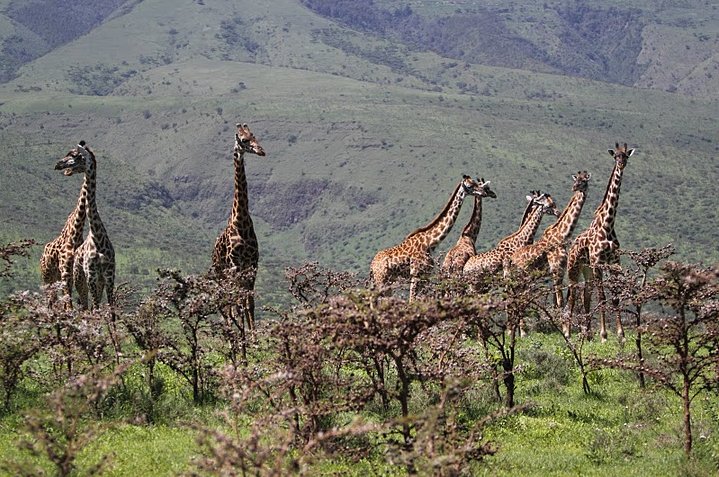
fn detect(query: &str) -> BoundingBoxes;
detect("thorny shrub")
[596,261,719,455]
[2,365,129,477]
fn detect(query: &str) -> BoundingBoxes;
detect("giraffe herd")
[40,123,634,342]
[370,142,635,342]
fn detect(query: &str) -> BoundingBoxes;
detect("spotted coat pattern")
[564,143,635,341]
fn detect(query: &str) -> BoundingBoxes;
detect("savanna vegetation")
[1,0,718,475]
[1,240,718,476]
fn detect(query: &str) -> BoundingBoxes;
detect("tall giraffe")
[564,143,635,342]
[463,192,560,276]
[54,141,115,309]
[371,175,493,301]
[506,172,591,314]
[40,144,88,304]
[212,123,266,331]
[441,179,496,274]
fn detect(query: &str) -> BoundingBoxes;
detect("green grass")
[0,423,198,477]
[1,333,717,476]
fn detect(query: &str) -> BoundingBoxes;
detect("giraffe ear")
[627,148,635,157]
[607,149,615,156]
[571,174,578,181]
[526,195,533,202]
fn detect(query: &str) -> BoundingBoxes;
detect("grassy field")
[1,332,717,476]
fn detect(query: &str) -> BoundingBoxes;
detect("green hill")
[0,0,717,307]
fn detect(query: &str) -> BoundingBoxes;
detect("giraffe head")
[571,171,591,192]
[474,177,497,199]
[519,190,542,224]
[234,123,265,157]
[55,141,92,176]
[607,142,635,170]
[459,175,497,199]
[526,191,561,218]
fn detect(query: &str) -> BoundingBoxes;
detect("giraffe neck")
[84,149,108,239]
[229,151,252,230]
[60,176,88,249]
[539,188,586,245]
[460,195,483,243]
[407,181,467,251]
[593,162,623,234]
[509,205,545,248]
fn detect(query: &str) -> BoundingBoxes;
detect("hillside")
[0,0,717,307]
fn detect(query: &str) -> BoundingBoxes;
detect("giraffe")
[54,141,115,309]
[564,143,635,342]
[506,171,591,315]
[212,123,266,332]
[40,144,88,305]
[463,191,561,277]
[370,175,494,301]
[441,179,497,274]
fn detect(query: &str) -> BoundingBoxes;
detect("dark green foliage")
[216,16,261,56]
[67,64,137,96]
[303,0,647,85]
[1,0,127,83]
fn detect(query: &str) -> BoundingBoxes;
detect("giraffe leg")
[87,264,102,310]
[594,268,608,343]
[579,266,594,339]
[606,260,624,343]
[408,275,418,302]
[243,270,256,331]
[60,257,75,309]
[74,259,89,310]
[547,253,566,310]
[95,274,106,310]
[231,304,247,364]
[552,272,565,310]
[409,256,432,302]
[107,265,116,304]
[613,293,624,343]
[563,267,580,338]
[104,264,116,317]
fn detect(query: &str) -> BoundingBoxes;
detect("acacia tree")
[143,269,219,404]
[465,271,548,408]
[598,262,719,455]
[601,245,675,387]
[284,262,360,308]
[2,365,126,477]
[196,273,499,476]
[0,241,43,411]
